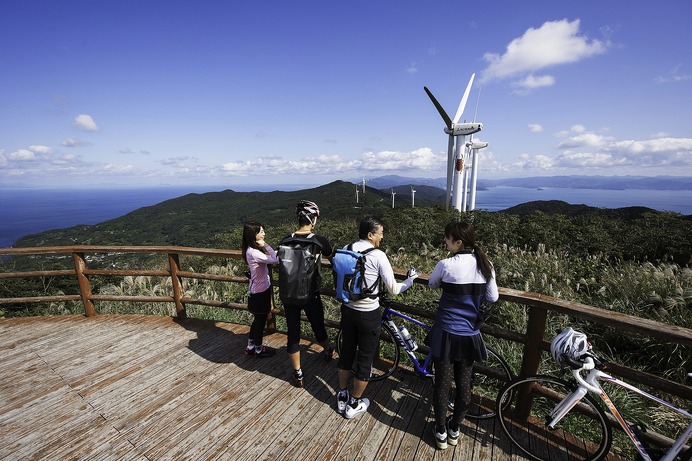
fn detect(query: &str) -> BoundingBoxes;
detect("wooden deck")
[0,315,552,460]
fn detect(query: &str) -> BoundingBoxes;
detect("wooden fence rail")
[1,245,690,414]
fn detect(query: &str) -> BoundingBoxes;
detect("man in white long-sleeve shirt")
[336,216,418,419]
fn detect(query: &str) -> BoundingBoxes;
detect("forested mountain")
[13,181,441,248]
[11,180,691,266]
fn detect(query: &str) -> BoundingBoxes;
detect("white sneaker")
[432,426,448,450]
[344,398,370,419]
[447,416,460,446]
[336,390,349,414]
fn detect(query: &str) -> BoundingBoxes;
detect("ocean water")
[473,187,692,213]
[1,186,690,248]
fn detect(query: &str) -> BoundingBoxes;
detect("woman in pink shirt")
[242,221,278,357]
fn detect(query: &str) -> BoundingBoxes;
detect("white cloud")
[220,148,446,177]
[650,132,670,139]
[61,137,90,147]
[655,63,692,83]
[406,62,418,74]
[480,19,608,92]
[511,75,555,93]
[513,130,692,173]
[73,114,99,132]
[9,149,36,161]
[557,132,612,149]
[28,145,53,155]
[528,124,543,133]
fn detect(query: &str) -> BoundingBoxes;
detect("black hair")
[444,221,494,281]
[297,214,313,227]
[359,215,384,240]
[242,221,266,263]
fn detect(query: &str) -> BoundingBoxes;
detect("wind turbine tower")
[391,189,396,208]
[362,177,366,193]
[355,185,359,203]
[411,186,416,207]
[424,74,483,212]
[467,138,489,210]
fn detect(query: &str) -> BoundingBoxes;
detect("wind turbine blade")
[452,73,475,125]
[424,87,452,130]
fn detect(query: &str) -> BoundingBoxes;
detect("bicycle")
[495,328,692,461]
[336,296,514,419]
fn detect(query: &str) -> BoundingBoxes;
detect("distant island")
[361,174,692,191]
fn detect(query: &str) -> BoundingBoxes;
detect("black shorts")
[337,305,381,381]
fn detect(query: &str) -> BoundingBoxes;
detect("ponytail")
[444,222,494,281]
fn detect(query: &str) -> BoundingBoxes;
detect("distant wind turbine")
[411,186,416,208]
[391,189,396,208]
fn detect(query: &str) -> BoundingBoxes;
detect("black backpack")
[277,234,323,306]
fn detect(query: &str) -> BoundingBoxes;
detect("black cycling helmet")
[296,200,320,221]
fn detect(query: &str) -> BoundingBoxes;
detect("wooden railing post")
[265,268,276,332]
[72,252,96,317]
[168,252,187,320]
[516,305,548,418]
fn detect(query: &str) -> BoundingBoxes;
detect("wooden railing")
[1,245,691,449]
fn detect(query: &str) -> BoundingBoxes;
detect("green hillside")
[13,180,444,248]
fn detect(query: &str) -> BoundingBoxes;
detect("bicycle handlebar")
[571,356,604,395]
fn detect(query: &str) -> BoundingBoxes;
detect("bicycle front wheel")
[496,375,612,461]
[465,346,513,420]
[335,325,400,381]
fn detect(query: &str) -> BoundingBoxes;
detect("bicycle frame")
[548,358,692,461]
[381,305,434,379]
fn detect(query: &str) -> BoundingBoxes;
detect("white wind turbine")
[390,189,396,208]
[467,138,488,210]
[410,186,416,208]
[424,74,483,211]
[462,88,489,211]
[355,185,359,203]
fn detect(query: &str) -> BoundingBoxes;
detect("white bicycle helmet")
[550,327,591,367]
[296,200,320,220]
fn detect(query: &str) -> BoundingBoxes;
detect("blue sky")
[1,0,691,189]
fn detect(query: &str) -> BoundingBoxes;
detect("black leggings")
[249,313,269,345]
[248,288,272,345]
[433,356,474,429]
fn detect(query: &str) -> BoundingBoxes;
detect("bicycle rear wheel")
[496,375,611,461]
[465,346,513,420]
[336,325,400,381]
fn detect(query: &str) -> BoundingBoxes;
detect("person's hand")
[256,239,266,247]
[406,268,419,280]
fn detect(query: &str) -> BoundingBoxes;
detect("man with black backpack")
[277,200,334,388]
[336,216,418,419]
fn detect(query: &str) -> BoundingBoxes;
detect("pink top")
[246,245,278,294]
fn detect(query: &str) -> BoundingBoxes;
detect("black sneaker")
[247,346,276,358]
[336,389,349,414]
[293,370,304,388]
[324,345,335,361]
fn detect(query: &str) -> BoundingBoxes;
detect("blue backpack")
[331,245,380,303]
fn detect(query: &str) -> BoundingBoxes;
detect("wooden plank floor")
[0,315,561,460]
